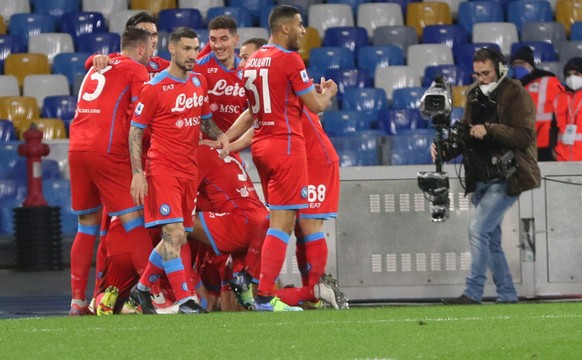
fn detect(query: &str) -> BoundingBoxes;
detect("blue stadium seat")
[194,28,210,49]
[0,142,22,180]
[229,0,273,26]
[372,25,418,53]
[8,13,55,43]
[422,24,469,49]
[342,87,388,116]
[0,120,17,141]
[327,0,367,14]
[323,26,369,53]
[0,199,21,235]
[324,68,371,102]
[391,87,427,109]
[77,32,120,54]
[60,12,108,49]
[321,110,376,136]
[42,159,61,179]
[377,108,426,135]
[32,0,81,29]
[357,45,404,76]
[331,131,383,166]
[457,1,504,35]
[52,52,91,89]
[450,106,465,125]
[521,22,567,48]
[570,22,582,41]
[389,129,435,165]
[0,35,26,73]
[422,64,472,87]
[0,179,18,204]
[41,95,77,135]
[259,5,275,28]
[42,178,77,235]
[453,42,501,70]
[309,47,355,73]
[507,0,553,32]
[206,6,253,27]
[158,8,204,33]
[510,41,557,63]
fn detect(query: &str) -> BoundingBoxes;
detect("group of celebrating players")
[67,5,348,315]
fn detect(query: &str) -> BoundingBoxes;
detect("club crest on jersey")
[149,61,159,70]
[192,76,201,87]
[135,102,144,115]
[237,69,243,80]
[300,69,309,83]
[301,186,308,199]
[160,204,171,216]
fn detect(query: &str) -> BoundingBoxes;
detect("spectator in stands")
[434,47,541,305]
[552,57,582,161]
[511,46,564,161]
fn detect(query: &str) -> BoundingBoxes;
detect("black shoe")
[442,294,481,305]
[228,270,254,310]
[495,299,519,304]
[130,285,156,314]
[178,299,208,314]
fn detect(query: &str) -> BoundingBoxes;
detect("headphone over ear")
[482,47,508,78]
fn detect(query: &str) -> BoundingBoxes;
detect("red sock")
[164,258,190,302]
[295,239,308,286]
[257,229,290,297]
[275,286,315,306]
[180,244,196,296]
[70,224,99,300]
[138,250,164,288]
[304,232,328,286]
[92,236,107,299]
[123,220,153,275]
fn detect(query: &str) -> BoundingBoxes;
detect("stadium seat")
[323,26,368,54]
[432,0,463,19]
[421,24,469,49]
[377,108,425,135]
[0,119,17,141]
[4,53,50,88]
[422,64,472,86]
[23,75,70,110]
[8,13,55,43]
[357,45,404,76]
[374,65,420,102]
[407,44,454,83]
[327,0,367,14]
[158,8,203,33]
[258,5,275,28]
[357,3,403,39]
[507,1,553,32]
[321,110,376,136]
[179,0,225,22]
[473,22,519,55]
[389,129,435,165]
[372,25,418,54]
[30,118,68,140]
[41,95,77,134]
[450,106,465,124]
[453,42,501,71]
[60,12,108,49]
[42,178,77,235]
[0,143,24,181]
[332,135,381,166]
[0,75,20,97]
[0,16,5,35]
[324,68,371,102]
[391,86,427,109]
[539,61,562,79]
[52,52,91,90]
[194,28,209,49]
[130,0,177,15]
[452,85,469,107]
[555,0,582,36]
[510,41,557,64]
[558,40,582,63]
[571,21,582,40]
[41,159,62,179]
[206,7,252,27]
[308,47,355,73]
[308,4,355,39]
[0,35,26,73]
[299,27,321,64]
[28,33,75,63]
[341,87,388,115]
[0,96,39,137]
[521,22,567,48]
[108,10,141,35]
[31,0,81,29]
[77,32,120,54]
[0,1,31,27]
[237,27,270,48]
[406,2,452,38]
[229,0,272,25]
[457,1,504,35]
[82,0,128,22]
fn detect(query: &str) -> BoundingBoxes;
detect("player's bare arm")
[300,77,338,113]
[225,108,254,141]
[228,128,253,153]
[92,54,111,71]
[129,125,147,206]
[201,118,230,158]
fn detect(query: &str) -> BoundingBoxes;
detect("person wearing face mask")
[432,47,541,305]
[511,46,564,161]
[552,57,582,161]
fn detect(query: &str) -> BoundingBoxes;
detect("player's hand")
[320,77,338,97]
[93,54,110,71]
[199,139,217,147]
[131,171,147,206]
[470,124,487,140]
[217,133,230,159]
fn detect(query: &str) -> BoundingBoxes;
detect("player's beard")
[177,59,196,72]
[288,34,301,51]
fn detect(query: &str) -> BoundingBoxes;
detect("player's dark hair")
[169,27,198,43]
[121,26,151,49]
[268,5,301,31]
[208,15,238,34]
[474,47,506,77]
[125,11,158,28]
[242,37,267,48]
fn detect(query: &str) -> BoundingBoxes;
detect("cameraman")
[432,48,541,304]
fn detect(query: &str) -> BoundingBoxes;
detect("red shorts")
[300,159,340,219]
[253,154,309,210]
[95,252,140,301]
[144,175,196,230]
[69,151,141,215]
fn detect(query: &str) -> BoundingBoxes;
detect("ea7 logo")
[207,68,218,73]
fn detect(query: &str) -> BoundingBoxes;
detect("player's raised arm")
[299,77,338,114]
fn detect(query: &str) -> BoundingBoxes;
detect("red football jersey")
[194,52,246,135]
[196,145,266,213]
[131,70,212,180]
[242,45,314,157]
[70,54,149,154]
[84,54,170,79]
[301,107,339,163]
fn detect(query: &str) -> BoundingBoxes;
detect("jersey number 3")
[243,69,272,114]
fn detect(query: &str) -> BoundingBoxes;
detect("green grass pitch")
[1,302,581,359]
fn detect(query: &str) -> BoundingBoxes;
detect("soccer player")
[225,5,338,312]
[68,27,154,316]
[128,27,229,315]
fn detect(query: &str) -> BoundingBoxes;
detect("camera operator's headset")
[476,47,509,95]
